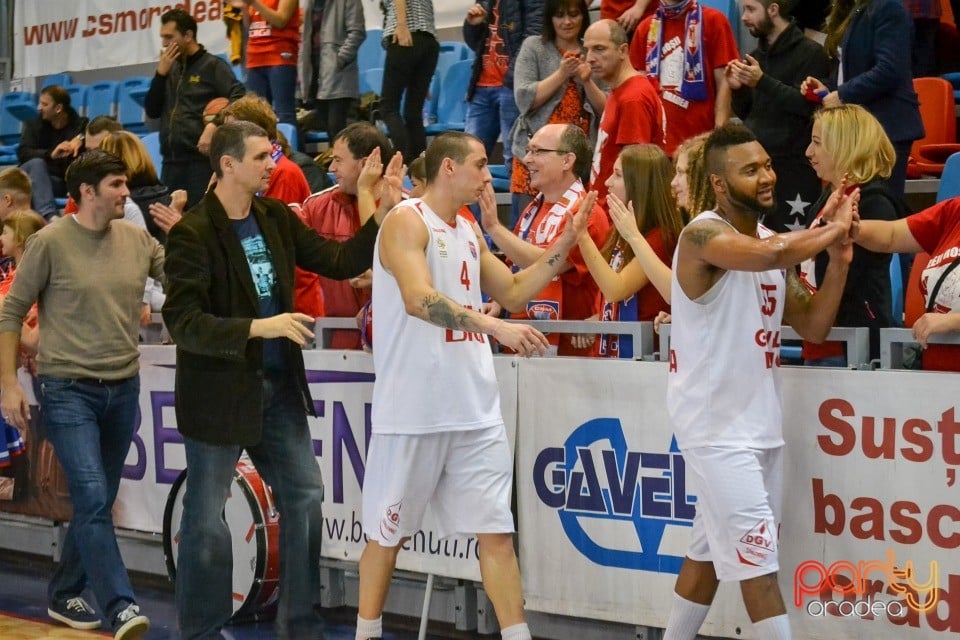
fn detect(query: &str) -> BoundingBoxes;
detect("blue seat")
[1,91,38,126]
[360,67,384,97]
[304,131,330,145]
[937,152,960,202]
[943,72,960,103]
[64,84,89,117]
[277,122,299,152]
[439,41,473,61]
[119,77,151,133]
[434,51,464,90]
[41,73,73,89]
[358,29,385,76]
[86,81,120,119]
[140,132,162,177]
[0,94,32,146]
[425,60,472,135]
[890,254,903,327]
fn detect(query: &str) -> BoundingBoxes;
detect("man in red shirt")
[298,122,395,349]
[629,0,739,157]
[480,123,610,356]
[584,19,665,205]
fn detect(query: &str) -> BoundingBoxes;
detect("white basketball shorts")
[362,424,515,546]
[683,445,783,582]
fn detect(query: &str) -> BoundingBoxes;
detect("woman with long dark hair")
[577,144,684,357]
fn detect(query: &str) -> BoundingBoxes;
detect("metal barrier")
[879,327,960,369]
[657,324,872,368]
[150,316,951,372]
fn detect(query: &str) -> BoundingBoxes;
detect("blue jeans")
[465,85,519,178]
[246,64,298,126]
[176,374,325,640]
[20,157,65,218]
[40,375,141,623]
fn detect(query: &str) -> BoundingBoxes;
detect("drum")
[162,458,281,620]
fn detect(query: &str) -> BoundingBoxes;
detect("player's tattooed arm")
[785,268,812,309]
[421,292,485,332]
[683,223,725,249]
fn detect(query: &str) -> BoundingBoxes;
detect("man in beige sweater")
[0,150,164,640]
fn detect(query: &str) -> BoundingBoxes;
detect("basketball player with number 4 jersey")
[663,124,858,640]
[355,131,589,640]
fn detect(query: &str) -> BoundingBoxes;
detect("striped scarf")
[644,0,707,102]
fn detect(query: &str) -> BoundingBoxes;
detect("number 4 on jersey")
[460,260,471,291]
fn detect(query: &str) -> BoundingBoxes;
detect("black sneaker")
[112,603,150,640]
[47,596,101,630]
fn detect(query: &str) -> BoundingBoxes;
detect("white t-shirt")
[371,199,502,435]
[667,211,786,450]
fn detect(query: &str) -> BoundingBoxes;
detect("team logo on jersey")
[468,241,478,260]
[533,418,695,574]
[380,500,403,543]
[435,236,448,258]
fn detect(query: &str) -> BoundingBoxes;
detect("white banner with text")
[516,360,958,639]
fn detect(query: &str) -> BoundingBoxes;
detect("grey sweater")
[510,35,601,159]
[0,216,165,380]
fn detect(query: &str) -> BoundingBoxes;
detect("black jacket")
[834,0,924,144]
[805,180,903,358]
[129,182,172,244]
[144,46,245,165]
[732,23,831,164]
[17,108,87,178]
[463,0,544,99]
[162,191,378,446]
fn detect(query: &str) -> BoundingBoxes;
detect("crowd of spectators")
[5,1,960,638]
[8,0,960,371]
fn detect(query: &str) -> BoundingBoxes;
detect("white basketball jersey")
[667,211,786,450]
[371,199,502,435]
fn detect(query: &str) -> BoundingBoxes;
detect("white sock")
[663,593,711,640]
[501,622,532,640]
[753,614,791,640]
[355,615,382,640]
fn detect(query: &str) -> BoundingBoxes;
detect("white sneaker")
[112,603,150,640]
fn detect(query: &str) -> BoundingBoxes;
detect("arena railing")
[879,327,960,369]
[149,317,952,372]
[658,324,871,368]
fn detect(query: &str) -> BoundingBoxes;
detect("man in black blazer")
[162,121,397,640]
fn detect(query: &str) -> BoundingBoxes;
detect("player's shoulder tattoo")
[682,220,728,248]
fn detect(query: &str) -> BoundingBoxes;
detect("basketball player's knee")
[743,572,778,586]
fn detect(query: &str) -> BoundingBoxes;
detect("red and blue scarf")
[644,0,707,102]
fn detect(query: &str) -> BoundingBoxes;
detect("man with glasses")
[583,19,664,205]
[480,123,610,355]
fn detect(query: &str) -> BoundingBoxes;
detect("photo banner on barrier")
[516,358,959,639]
[516,357,747,635]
